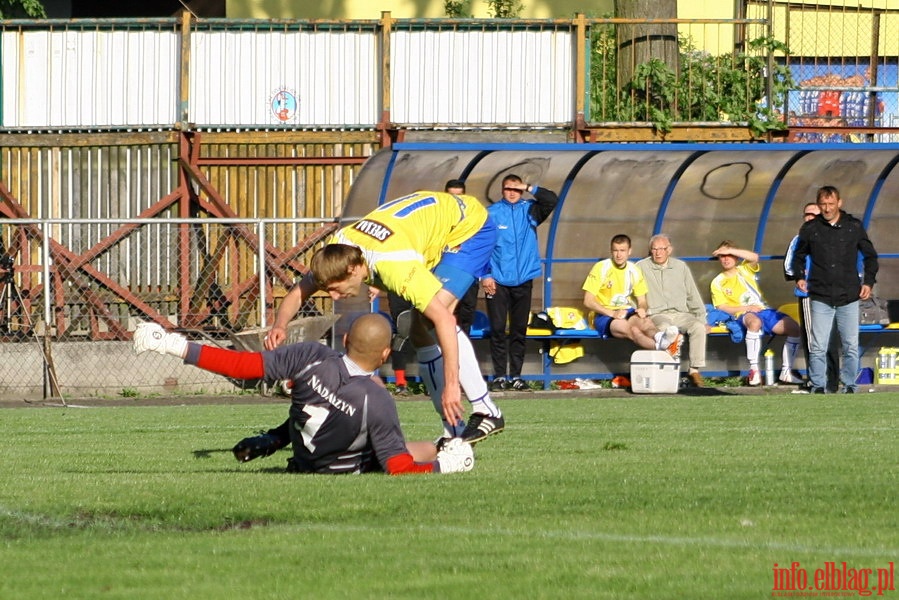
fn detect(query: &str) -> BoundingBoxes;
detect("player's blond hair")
[716,239,736,252]
[310,244,365,287]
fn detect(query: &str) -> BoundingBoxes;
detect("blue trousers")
[809,300,859,392]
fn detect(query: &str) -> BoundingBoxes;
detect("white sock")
[745,330,761,366]
[417,344,465,435]
[456,327,501,418]
[654,331,664,349]
[783,336,800,371]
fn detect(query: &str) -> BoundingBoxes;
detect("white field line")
[3,505,892,559]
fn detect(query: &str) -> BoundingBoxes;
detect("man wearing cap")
[481,173,559,392]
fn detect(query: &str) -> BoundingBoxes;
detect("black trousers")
[487,280,533,379]
[387,292,414,372]
[387,284,478,372]
[454,282,479,335]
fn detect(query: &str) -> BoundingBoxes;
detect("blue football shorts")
[592,308,637,336]
[740,308,789,335]
[432,216,497,300]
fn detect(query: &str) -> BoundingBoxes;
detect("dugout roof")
[343,142,899,313]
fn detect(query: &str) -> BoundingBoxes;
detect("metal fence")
[3,6,897,140]
[0,217,338,400]
[758,0,899,142]
[0,131,374,224]
[2,8,892,136]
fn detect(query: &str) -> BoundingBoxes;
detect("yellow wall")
[227,0,615,20]
[224,1,741,57]
[227,0,895,21]
[677,0,732,20]
[225,1,897,59]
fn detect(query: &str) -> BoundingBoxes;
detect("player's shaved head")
[345,313,392,369]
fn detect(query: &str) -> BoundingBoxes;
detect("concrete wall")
[0,341,248,401]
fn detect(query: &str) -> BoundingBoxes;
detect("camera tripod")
[0,259,62,402]
[0,263,31,337]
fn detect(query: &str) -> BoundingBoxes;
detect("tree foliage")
[590,23,793,137]
[443,0,471,19]
[0,0,47,18]
[446,0,521,19]
[486,0,523,19]
[444,0,472,18]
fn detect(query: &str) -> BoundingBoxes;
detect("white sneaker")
[657,325,679,350]
[574,377,602,390]
[133,322,188,357]
[665,333,684,359]
[778,370,803,385]
[747,368,762,386]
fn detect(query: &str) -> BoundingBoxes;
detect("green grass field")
[1,393,897,599]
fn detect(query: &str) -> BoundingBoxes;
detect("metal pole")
[257,221,267,329]
[766,0,776,140]
[868,11,881,142]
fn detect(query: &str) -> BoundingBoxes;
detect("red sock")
[395,369,407,386]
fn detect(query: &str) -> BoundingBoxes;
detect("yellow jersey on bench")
[582,259,648,309]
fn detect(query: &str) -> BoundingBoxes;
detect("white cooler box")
[630,350,680,394]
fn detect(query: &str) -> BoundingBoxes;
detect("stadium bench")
[394,309,899,388]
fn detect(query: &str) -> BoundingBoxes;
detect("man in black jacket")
[790,186,878,394]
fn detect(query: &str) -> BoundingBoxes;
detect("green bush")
[590,26,793,137]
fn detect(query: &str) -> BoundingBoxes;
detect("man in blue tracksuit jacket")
[482,174,558,391]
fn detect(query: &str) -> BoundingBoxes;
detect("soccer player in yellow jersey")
[265,190,503,444]
[710,240,801,386]
[582,234,683,355]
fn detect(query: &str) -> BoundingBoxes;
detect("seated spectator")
[637,234,709,387]
[710,241,801,386]
[582,234,682,357]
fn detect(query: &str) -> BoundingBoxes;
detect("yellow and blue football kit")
[582,259,649,334]
[711,262,787,334]
[582,259,648,309]
[332,191,494,312]
[710,263,767,315]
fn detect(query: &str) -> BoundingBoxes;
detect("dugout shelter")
[337,142,899,383]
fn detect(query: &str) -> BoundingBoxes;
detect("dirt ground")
[0,383,783,409]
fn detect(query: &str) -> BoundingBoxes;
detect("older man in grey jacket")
[637,234,709,387]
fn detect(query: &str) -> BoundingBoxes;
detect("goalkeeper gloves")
[436,437,474,473]
[133,322,188,357]
[233,431,289,462]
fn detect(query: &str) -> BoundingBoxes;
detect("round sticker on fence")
[269,88,298,124]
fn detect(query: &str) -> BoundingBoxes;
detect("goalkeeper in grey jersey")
[133,313,473,475]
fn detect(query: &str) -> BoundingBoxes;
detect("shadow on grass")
[192,448,234,459]
[676,387,738,396]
